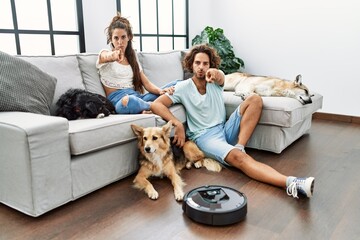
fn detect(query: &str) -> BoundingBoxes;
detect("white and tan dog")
[131,121,221,201]
[224,72,313,105]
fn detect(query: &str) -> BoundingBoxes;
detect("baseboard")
[313,112,360,124]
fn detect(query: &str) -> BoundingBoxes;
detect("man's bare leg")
[225,149,287,188]
[237,94,263,146]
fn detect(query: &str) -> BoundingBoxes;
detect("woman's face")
[111,28,129,52]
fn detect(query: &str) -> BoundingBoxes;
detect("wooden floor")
[1,119,360,240]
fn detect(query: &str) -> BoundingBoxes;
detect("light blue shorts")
[193,106,242,166]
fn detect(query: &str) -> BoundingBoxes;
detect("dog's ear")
[131,124,144,137]
[162,121,173,137]
[294,74,302,86]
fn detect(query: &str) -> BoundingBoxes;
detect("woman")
[96,13,175,114]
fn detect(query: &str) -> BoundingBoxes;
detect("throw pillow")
[137,51,184,87]
[76,53,106,96]
[0,51,57,115]
[181,50,193,80]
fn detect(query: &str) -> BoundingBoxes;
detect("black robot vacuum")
[182,185,247,226]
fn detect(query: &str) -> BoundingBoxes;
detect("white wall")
[82,0,117,52]
[83,0,360,116]
[189,0,360,116]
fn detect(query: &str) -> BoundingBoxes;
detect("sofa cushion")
[137,50,184,87]
[17,55,85,115]
[0,51,57,115]
[68,114,155,155]
[223,91,323,127]
[76,53,106,96]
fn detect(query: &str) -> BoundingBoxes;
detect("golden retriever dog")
[131,121,221,201]
[224,72,313,105]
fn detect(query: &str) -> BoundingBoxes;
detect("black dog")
[55,89,115,120]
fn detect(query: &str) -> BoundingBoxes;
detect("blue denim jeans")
[107,80,178,114]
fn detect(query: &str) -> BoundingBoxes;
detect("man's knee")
[240,94,263,115]
[247,94,263,109]
[225,149,247,168]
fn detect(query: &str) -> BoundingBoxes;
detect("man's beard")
[195,71,206,80]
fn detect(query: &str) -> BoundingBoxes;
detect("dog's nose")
[145,147,151,153]
[299,95,313,105]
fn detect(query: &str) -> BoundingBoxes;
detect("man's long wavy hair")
[105,13,144,93]
[183,44,221,74]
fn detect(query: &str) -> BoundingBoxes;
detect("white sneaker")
[287,177,315,198]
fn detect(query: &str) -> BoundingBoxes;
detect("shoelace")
[286,182,299,198]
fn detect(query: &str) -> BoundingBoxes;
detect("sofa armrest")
[0,112,72,216]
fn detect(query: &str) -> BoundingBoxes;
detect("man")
[150,44,314,198]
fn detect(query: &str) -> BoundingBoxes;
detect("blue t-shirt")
[167,79,226,140]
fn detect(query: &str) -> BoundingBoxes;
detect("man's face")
[192,53,210,80]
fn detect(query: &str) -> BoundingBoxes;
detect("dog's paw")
[194,161,203,168]
[147,190,159,200]
[96,113,105,118]
[185,161,192,169]
[174,190,184,201]
[235,92,250,100]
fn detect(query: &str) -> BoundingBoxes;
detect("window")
[117,0,189,51]
[0,0,85,55]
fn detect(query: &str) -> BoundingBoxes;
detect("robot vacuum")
[182,185,247,226]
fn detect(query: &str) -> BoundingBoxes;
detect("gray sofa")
[0,50,323,217]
